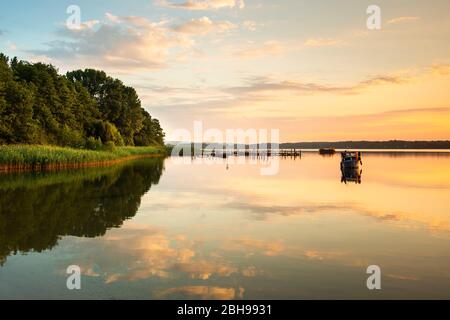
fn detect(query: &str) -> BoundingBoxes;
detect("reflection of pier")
[341,167,362,184]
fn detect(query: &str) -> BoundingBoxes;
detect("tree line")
[280,141,450,149]
[0,53,164,148]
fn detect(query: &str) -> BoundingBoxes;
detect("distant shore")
[0,145,167,173]
[279,140,450,150]
[168,140,450,151]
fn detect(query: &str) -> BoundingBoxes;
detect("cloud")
[7,43,17,51]
[428,63,450,76]
[232,36,346,59]
[67,19,100,31]
[135,83,232,109]
[150,63,450,111]
[300,29,375,51]
[233,41,283,59]
[242,20,259,31]
[30,13,196,72]
[220,64,448,102]
[387,16,420,25]
[140,70,420,130]
[31,12,246,72]
[358,74,407,87]
[274,106,450,153]
[304,38,346,47]
[224,73,408,97]
[159,0,245,10]
[172,16,237,35]
[144,62,450,141]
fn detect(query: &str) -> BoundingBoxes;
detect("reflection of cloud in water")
[228,202,344,220]
[173,260,237,280]
[386,274,420,281]
[233,201,450,234]
[241,266,261,277]
[157,286,245,300]
[73,225,259,284]
[142,180,450,234]
[222,237,348,263]
[224,238,285,257]
[229,200,402,221]
[222,198,450,235]
[60,224,450,299]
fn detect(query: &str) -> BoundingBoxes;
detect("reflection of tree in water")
[0,158,165,266]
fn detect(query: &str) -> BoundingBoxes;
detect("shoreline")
[299,148,450,153]
[0,145,167,174]
[0,154,164,173]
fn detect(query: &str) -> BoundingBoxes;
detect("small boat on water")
[319,148,336,155]
[340,151,362,169]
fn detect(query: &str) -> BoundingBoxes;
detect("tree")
[0,54,165,147]
[134,109,164,146]
[87,120,124,146]
[0,56,38,144]
[68,70,145,145]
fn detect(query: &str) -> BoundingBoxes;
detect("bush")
[88,120,124,146]
[104,141,116,151]
[57,126,85,149]
[85,137,103,150]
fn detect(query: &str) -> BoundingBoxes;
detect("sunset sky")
[1,0,449,142]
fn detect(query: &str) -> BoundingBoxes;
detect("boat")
[319,148,336,155]
[340,151,362,169]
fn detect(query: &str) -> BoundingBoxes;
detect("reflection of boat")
[319,148,336,155]
[340,151,362,169]
[341,167,362,184]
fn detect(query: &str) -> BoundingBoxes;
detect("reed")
[0,144,165,169]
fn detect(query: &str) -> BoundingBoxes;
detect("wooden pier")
[176,144,302,158]
[201,149,301,158]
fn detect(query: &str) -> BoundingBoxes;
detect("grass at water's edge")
[0,145,167,171]
[0,157,163,191]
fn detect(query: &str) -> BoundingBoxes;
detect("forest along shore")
[0,145,168,173]
[1,54,169,173]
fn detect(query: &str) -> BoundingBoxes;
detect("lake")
[1,152,449,299]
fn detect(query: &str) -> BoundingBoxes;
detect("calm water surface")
[1,152,449,299]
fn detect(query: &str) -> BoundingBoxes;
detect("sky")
[1,0,450,142]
